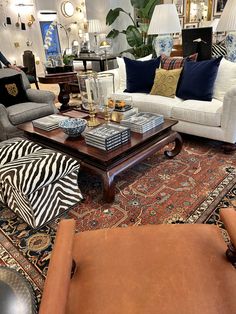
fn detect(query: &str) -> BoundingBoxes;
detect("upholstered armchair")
[39,208,236,314]
[0,68,57,141]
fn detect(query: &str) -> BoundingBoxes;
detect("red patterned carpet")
[0,134,236,305]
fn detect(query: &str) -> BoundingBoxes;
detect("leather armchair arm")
[26,89,56,104]
[39,219,76,314]
[220,208,236,247]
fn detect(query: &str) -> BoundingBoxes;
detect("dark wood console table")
[38,72,78,111]
[74,53,117,71]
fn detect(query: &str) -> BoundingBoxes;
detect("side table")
[38,72,78,111]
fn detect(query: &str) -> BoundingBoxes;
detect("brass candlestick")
[87,102,100,127]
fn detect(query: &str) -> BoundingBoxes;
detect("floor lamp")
[216,0,236,62]
[147,4,181,57]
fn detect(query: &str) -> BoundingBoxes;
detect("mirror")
[186,0,213,23]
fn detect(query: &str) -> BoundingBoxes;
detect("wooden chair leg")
[222,143,236,154]
[35,79,40,90]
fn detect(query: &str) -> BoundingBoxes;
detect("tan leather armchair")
[39,208,236,314]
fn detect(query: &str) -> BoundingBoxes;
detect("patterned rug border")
[187,167,236,223]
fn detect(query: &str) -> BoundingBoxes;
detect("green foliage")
[106,0,162,58]
[63,55,75,66]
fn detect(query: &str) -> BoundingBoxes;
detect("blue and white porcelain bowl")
[59,118,87,137]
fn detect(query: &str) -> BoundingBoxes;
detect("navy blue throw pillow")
[176,57,222,101]
[0,73,28,107]
[124,57,161,93]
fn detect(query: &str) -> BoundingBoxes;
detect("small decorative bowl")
[59,118,87,137]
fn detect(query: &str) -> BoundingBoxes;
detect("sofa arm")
[221,87,236,143]
[0,103,16,139]
[26,89,56,104]
[39,219,76,314]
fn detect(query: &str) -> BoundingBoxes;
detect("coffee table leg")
[102,172,115,203]
[58,82,70,111]
[164,132,183,158]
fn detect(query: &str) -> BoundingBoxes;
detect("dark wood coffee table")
[18,116,182,202]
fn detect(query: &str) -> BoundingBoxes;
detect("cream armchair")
[0,68,57,141]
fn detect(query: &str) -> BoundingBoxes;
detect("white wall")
[86,0,133,54]
[0,0,86,74]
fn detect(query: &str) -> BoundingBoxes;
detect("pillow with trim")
[124,57,161,93]
[116,54,152,91]
[160,53,198,70]
[176,57,222,101]
[0,74,28,107]
[150,68,183,98]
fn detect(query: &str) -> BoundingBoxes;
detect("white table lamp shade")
[88,19,103,33]
[216,0,236,32]
[148,4,181,35]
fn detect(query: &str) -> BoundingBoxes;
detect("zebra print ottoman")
[0,149,83,228]
[0,138,43,204]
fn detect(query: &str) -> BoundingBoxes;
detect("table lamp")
[99,40,111,70]
[88,19,103,54]
[147,4,181,57]
[216,0,236,62]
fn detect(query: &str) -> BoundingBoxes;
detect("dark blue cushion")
[124,57,160,93]
[176,57,222,101]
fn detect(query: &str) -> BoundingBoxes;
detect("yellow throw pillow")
[150,68,182,98]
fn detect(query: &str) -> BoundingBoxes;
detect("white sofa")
[105,59,236,145]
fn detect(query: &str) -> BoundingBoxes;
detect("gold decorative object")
[27,15,35,27]
[77,71,100,127]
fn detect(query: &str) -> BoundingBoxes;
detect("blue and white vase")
[153,35,173,57]
[225,32,236,62]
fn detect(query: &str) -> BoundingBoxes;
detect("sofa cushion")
[116,54,152,91]
[115,90,183,118]
[176,57,222,101]
[213,57,236,102]
[7,102,56,125]
[160,53,198,70]
[150,68,182,98]
[0,73,28,107]
[171,98,222,127]
[124,57,161,93]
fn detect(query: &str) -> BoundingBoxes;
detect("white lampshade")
[210,18,220,33]
[216,0,236,32]
[148,4,181,35]
[88,19,103,33]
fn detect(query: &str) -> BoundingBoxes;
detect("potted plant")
[106,0,162,58]
[63,54,75,72]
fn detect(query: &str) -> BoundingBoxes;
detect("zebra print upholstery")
[0,149,83,228]
[212,44,227,58]
[0,137,43,204]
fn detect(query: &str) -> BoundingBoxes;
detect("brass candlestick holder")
[87,101,100,127]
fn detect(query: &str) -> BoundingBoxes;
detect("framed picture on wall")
[172,0,185,16]
[213,0,227,16]
[179,17,184,28]
[184,22,198,29]
[39,21,61,60]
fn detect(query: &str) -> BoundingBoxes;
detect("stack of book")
[84,123,131,151]
[120,112,164,134]
[111,107,138,123]
[32,114,69,131]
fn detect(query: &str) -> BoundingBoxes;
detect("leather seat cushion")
[67,224,236,314]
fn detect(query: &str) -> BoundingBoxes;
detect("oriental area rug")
[0,134,236,306]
